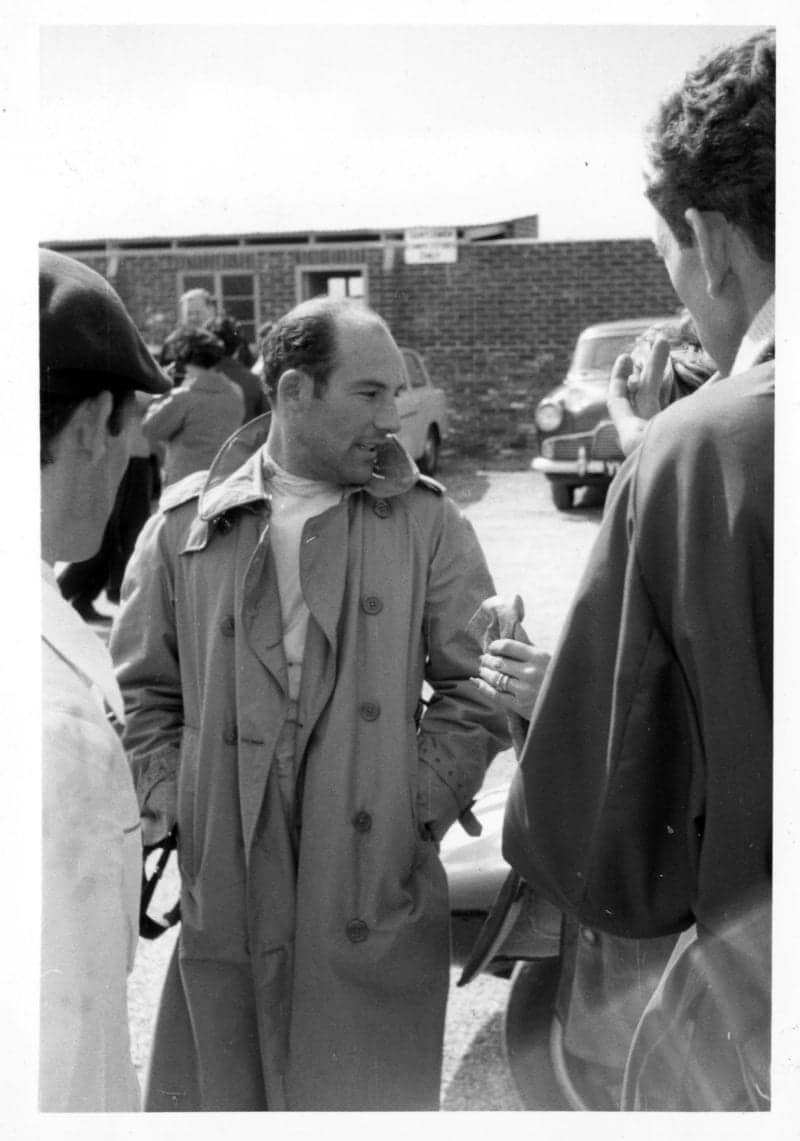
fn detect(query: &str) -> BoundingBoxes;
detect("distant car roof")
[578,316,675,339]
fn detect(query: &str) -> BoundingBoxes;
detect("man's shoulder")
[391,472,452,520]
[644,360,774,461]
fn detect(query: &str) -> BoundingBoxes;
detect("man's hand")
[471,638,551,720]
[607,337,672,457]
[141,778,177,848]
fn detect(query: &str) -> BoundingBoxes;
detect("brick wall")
[56,238,679,457]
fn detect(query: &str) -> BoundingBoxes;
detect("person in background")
[40,249,171,1110]
[207,314,268,422]
[503,28,774,1110]
[142,327,245,487]
[111,296,509,1111]
[158,288,217,378]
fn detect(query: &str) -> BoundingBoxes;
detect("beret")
[40,248,171,397]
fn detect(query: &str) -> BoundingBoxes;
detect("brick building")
[44,215,679,457]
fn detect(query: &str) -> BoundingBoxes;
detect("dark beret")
[40,249,171,397]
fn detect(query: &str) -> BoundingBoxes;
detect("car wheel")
[504,959,623,1111]
[418,426,440,476]
[503,959,570,1110]
[550,481,573,511]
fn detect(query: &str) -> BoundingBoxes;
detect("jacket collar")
[41,561,125,722]
[197,412,422,522]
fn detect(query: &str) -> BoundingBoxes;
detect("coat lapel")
[294,503,351,756]
[239,524,288,695]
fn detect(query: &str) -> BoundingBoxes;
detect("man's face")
[289,318,404,486]
[183,296,214,329]
[70,394,138,562]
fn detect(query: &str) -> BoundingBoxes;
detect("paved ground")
[123,456,604,1110]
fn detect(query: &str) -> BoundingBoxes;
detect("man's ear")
[276,368,313,405]
[685,208,732,298]
[73,391,114,461]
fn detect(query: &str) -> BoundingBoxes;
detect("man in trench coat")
[503,28,774,1109]
[112,296,508,1111]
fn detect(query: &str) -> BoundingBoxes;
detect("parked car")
[531,317,674,510]
[441,779,675,1110]
[395,348,447,476]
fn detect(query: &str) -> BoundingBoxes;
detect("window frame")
[295,263,369,305]
[177,269,260,345]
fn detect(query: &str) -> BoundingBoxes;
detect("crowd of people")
[40,28,775,1113]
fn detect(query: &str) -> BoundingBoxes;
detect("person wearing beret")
[39,248,170,1111]
[142,327,245,487]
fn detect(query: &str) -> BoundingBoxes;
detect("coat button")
[581,927,597,946]
[215,514,233,534]
[360,595,383,615]
[359,701,381,721]
[372,499,392,518]
[220,614,235,636]
[353,810,372,833]
[223,725,238,745]
[346,918,369,943]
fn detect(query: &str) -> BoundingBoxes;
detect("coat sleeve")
[503,449,701,937]
[110,509,184,810]
[141,387,189,442]
[417,495,510,838]
[40,709,141,1111]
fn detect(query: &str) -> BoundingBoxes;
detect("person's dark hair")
[206,315,243,357]
[40,387,133,467]
[261,298,352,403]
[172,327,227,370]
[644,28,775,262]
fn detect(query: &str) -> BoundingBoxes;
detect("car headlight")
[535,401,564,433]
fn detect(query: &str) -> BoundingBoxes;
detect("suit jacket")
[503,358,773,940]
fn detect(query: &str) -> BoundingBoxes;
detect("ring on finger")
[496,671,511,694]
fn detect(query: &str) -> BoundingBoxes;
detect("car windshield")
[571,332,641,374]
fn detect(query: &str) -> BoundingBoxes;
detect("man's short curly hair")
[644,28,775,263]
[262,297,384,403]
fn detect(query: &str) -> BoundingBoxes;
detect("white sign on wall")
[403,226,458,265]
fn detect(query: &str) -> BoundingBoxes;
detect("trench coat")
[41,563,141,1111]
[142,365,245,486]
[503,358,773,1104]
[112,416,508,1111]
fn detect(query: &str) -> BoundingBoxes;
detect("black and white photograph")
[2,3,797,1136]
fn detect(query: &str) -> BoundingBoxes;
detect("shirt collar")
[41,560,125,722]
[197,414,422,521]
[732,293,775,376]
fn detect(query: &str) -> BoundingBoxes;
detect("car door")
[394,350,422,457]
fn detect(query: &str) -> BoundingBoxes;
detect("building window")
[178,271,259,345]
[297,265,368,304]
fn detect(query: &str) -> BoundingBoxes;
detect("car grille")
[541,432,592,461]
[540,422,622,464]
[592,419,622,460]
